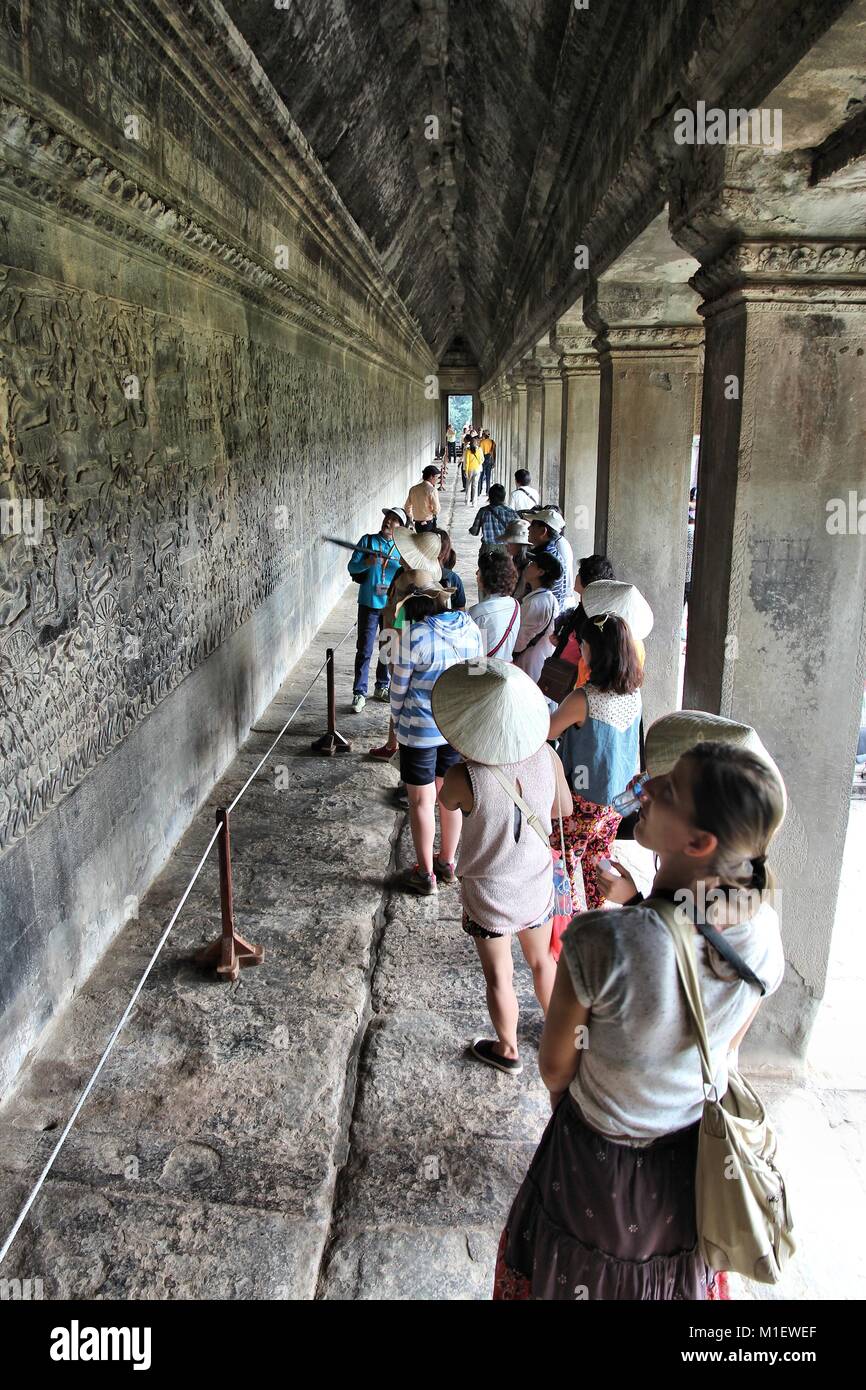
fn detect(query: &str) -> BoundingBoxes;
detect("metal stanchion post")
[311,647,352,755]
[195,807,264,981]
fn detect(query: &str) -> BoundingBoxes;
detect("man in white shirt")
[509,469,541,512]
[523,505,575,612]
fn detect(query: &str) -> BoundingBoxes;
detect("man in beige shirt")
[405,465,441,530]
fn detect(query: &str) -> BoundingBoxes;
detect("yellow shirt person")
[464,444,483,474]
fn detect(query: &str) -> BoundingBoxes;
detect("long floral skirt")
[561,793,621,910]
[493,1094,728,1301]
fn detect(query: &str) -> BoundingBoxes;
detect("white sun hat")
[644,711,787,822]
[520,506,566,533]
[391,525,442,576]
[582,580,654,641]
[431,658,552,766]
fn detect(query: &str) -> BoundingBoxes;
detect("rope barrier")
[0,616,357,1267]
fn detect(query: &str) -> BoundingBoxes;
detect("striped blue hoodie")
[390,611,484,748]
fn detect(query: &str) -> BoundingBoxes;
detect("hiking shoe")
[470,1038,523,1076]
[369,743,397,762]
[433,857,457,885]
[399,865,438,896]
[373,683,390,702]
[351,693,366,713]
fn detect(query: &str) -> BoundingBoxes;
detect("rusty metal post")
[311,647,352,755]
[195,807,264,981]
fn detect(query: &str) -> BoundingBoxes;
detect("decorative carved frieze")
[0,264,431,852]
[0,99,426,380]
[594,325,704,353]
[693,240,866,303]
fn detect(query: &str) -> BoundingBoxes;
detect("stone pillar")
[496,382,509,487]
[556,331,600,559]
[592,316,703,729]
[540,365,563,507]
[682,239,866,1060]
[511,369,529,472]
[526,364,544,489]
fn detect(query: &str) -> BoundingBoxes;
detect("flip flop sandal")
[470,1038,523,1076]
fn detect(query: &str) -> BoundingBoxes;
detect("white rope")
[227,622,355,813]
[0,617,357,1266]
[0,822,221,1265]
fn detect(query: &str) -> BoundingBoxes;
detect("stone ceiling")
[225,0,863,372]
[225,0,635,365]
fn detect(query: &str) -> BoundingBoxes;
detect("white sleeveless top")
[457,745,556,934]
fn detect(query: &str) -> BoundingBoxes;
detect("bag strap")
[488,765,550,847]
[646,896,716,1092]
[487,600,519,657]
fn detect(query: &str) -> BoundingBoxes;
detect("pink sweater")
[457,746,556,934]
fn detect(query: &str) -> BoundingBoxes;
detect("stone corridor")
[1,0,865,1312]
[0,479,863,1300]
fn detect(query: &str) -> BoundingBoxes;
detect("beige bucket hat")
[582,580,654,641]
[501,519,530,545]
[392,526,442,578]
[644,711,787,822]
[431,658,552,766]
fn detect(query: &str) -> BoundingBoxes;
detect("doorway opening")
[446,394,473,437]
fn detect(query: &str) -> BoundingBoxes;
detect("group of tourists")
[444,421,496,503]
[345,463,787,1301]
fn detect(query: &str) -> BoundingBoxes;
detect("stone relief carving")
[0,266,428,851]
[693,241,866,301]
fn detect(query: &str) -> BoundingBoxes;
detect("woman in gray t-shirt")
[493,732,786,1301]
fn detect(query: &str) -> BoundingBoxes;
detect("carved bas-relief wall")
[0,0,437,1092]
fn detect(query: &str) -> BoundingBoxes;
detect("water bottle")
[611,777,646,817]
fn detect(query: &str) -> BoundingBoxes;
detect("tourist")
[479,429,496,494]
[523,507,574,611]
[549,612,642,908]
[685,486,698,606]
[551,574,651,699]
[468,551,521,660]
[549,553,616,677]
[369,526,445,763]
[468,483,519,556]
[464,437,484,505]
[389,583,483,894]
[346,506,406,712]
[509,469,540,512]
[434,528,467,610]
[405,465,441,530]
[512,550,562,684]
[494,711,787,1300]
[446,422,457,480]
[435,661,574,1074]
[501,518,531,599]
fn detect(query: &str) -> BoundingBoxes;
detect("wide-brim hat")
[501,519,530,544]
[431,659,551,766]
[644,711,787,822]
[582,580,654,641]
[392,525,442,575]
[383,506,409,527]
[521,506,565,534]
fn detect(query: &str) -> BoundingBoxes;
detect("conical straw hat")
[431,658,551,766]
[582,580,654,640]
[392,526,442,575]
[644,711,787,821]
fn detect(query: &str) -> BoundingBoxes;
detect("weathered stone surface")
[0,0,436,1089]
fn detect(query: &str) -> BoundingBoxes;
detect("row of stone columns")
[479,213,866,1060]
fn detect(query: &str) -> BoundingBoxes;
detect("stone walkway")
[0,475,864,1299]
